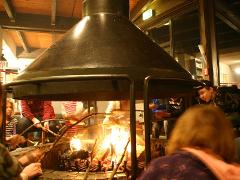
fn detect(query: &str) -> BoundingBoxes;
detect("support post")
[199,0,219,85]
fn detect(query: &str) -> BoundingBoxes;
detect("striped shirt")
[21,100,55,120]
[61,101,84,137]
[6,117,18,138]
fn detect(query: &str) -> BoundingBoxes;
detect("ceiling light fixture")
[142,9,154,20]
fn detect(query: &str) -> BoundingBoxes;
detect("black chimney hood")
[7,0,199,100]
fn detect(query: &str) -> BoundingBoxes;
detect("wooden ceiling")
[0,0,140,58]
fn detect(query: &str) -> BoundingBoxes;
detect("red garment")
[62,101,82,137]
[21,100,55,120]
[62,101,78,116]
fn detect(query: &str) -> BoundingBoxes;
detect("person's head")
[6,99,14,120]
[197,80,215,103]
[167,105,236,162]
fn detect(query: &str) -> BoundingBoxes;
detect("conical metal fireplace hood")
[7,0,199,100]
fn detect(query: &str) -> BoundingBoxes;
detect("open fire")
[58,124,144,173]
[35,109,167,180]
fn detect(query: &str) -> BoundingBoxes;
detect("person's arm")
[42,101,55,120]
[6,134,26,148]
[74,101,84,117]
[61,102,68,119]
[0,143,22,179]
[20,163,42,180]
[18,149,43,179]
[42,101,55,129]
[21,100,42,128]
[21,100,34,120]
[18,149,43,167]
[73,101,92,120]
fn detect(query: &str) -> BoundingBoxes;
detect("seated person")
[196,80,217,104]
[6,99,18,138]
[0,136,43,179]
[61,101,93,137]
[5,99,26,149]
[17,100,57,141]
[139,105,240,179]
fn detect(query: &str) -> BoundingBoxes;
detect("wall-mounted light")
[142,9,154,21]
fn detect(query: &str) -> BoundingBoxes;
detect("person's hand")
[20,163,42,179]
[18,149,44,166]
[44,121,49,130]
[32,118,42,129]
[6,134,26,147]
[149,103,157,109]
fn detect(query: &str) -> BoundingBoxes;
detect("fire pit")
[2,0,200,179]
[38,112,166,179]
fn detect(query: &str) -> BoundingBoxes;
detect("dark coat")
[138,150,217,180]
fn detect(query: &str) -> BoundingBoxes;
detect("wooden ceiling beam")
[215,0,240,33]
[17,48,46,59]
[134,0,198,30]
[2,30,17,56]
[16,31,30,53]
[51,0,57,26]
[130,0,150,22]
[2,0,16,22]
[2,0,30,55]
[0,12,80,33]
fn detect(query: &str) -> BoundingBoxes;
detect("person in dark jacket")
[196,80,240,131]
[138,105,240,180]
[197,80,217,104]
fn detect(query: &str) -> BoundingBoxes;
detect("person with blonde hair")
[139,105,240,180]
[6,98,17,137]
[0,83,43,179]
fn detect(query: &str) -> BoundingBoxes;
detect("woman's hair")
[6,98,15,117]
[167,105,236,162]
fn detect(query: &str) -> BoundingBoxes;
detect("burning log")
[109,138,130,180]
[83,138,97,180]
[36,114,156,179]
[100,147,110,161]
[40,113,96,162]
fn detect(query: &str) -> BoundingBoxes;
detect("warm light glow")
[70,137,82,151]
[164,21,170,26]
[142,9,153,20]
[73,16,90,38]
[235,68,240,75]
[101,126,129,159]
[112,128,129,154]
